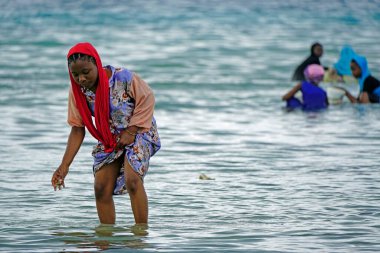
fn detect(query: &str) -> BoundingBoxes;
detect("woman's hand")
[116,126,138,150]
[333,86,358,104]
[51,165,69,191]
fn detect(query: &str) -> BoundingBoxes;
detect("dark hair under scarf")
[292,42,323,81]
[67,42,116,153]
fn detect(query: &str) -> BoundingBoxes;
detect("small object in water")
[199,173,214,180]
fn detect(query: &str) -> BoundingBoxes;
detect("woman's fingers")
[54,178,65,191]
[115,131,135,151]
[52,169,66,191]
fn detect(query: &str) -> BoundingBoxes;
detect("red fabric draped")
[67,42,116,152]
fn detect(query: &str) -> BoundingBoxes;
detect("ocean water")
[1,0,380,252]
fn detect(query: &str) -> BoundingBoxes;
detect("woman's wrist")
[125,126,138,136]
[125,129,136,136]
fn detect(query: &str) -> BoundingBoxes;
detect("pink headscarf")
[303,64,324,84]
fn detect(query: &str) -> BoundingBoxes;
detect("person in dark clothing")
[292,42,325,81]
[339,54,380,103]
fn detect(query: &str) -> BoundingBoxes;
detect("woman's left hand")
[116,127,138,150]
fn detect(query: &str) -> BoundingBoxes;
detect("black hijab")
[292,43,323,81]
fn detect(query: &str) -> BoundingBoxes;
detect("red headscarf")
[67,42,116,152]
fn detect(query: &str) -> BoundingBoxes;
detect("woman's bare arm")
[51,126,85,190]
[282,83,302,101]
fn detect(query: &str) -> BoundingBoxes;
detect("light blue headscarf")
[333,45,356,76]
[352,54,371,91]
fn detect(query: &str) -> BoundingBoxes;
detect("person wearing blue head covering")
[324,45,357,83]
[334,45,356,76]
[339,54,380,103]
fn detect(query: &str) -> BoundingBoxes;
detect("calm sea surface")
[1,0,380,252]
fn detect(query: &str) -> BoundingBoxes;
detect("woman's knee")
[94,181,113,200]
[125,176,141,195]
[93,160,121,200]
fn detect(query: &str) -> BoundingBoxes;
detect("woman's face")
[313,45,323,57]
[69,59,98,91]
[350,61,362,78]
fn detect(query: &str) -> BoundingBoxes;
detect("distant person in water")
[325,45,357,83]
[339,54,380,103]
[283,64,328,110]
[292,42,325,81]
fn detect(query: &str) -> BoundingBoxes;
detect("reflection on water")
[52,224,150,251]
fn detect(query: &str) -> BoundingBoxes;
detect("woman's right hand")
[51,165,69,191]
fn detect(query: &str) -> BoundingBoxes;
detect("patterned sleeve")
[67,87,84,127]
[128,73,155,132]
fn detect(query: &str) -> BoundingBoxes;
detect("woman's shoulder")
[363,75,380,90]
[107,65,134,83]
[365,75,380,83]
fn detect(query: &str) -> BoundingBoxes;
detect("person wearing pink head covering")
[283,64,328,110]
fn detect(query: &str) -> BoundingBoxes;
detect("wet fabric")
[362,75,380,103]
[300,81,328,110]
[286,97,303,109]
[286,81,328,110]
[93,118,160,195]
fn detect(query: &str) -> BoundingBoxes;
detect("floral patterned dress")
[81,66,161,195]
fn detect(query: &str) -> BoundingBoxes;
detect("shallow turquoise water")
[1,0,380,252]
